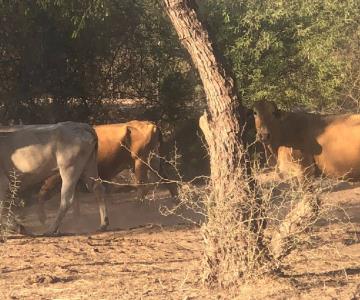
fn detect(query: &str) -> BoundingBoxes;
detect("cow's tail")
[81,125,100,181]
[155,126,167,177]
[75,123,99,154]
[87,126,99,153]
[157,126,164,157]
[156,126,178,198]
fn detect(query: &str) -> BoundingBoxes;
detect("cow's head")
[252,100,282,146]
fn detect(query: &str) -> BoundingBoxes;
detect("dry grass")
[100,137,349,289]
[2,140,358,295]
[0,170,360,299]
[1,200,360,300]
[156,138,346,287]
[0,169,22,241]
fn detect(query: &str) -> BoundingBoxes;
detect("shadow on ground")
[21,189,203,235]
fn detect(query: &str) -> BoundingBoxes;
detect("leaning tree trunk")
[163,0,271,286]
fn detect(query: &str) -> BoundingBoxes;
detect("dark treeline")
[0,0,359,176]
[1,0,359,124]
[0,0,202,124]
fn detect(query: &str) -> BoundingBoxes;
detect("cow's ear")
[269,102,281,119]
[247,109,255,117]
[273,109,281,119]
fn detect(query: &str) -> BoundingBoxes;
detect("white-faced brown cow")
[0,122,108,235]
[253,100,360,180]
[36,121,178,224]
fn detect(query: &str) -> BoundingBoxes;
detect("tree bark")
[163,0,270,286]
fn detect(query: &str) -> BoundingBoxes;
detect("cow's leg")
[93,181,108,230]
[82,176,108,231]
[134,158,149,201]
[71,181,94,219]
[72,188,80,219]
[45,166,80,235]
[81,154,109,231]
[37,174,62,224]
[158,162,178,200]
[148,155,178,201]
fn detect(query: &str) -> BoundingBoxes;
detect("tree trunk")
[163,0,270,286]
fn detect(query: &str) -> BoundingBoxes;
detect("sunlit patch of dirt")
[1,182,360,299]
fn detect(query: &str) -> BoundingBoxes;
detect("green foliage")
[0,0,199,123]
[1,0,359,125]
[202,0,360,111]
[0,0,110,122]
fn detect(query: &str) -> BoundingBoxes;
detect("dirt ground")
[1,182,360,299]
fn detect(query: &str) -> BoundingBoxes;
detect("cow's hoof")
[97,225,108,232]
[42,230,61,237]
[38,212,47,225]
[18,225,35,237]
[98,216,109,232]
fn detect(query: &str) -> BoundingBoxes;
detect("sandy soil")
[1,183,360,299]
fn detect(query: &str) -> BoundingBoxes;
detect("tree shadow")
[281,266,360,291]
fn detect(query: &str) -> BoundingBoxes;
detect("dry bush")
[158,140,342,286]
[260,172,332,260]
[94,141,347,287]
[0,169,22,242]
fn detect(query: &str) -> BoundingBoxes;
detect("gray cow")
[0,121,108,235]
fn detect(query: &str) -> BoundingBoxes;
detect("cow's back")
[94,121,159,180]
[311,114,360,179]
[0,122,97,187]
[95,124,130,179]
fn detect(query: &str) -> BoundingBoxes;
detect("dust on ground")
[1,183,360,299]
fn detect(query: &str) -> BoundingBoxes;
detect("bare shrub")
[0,169,22,242]
[158,139,341,286]
[101,139,340,287]
[264,174,331,260]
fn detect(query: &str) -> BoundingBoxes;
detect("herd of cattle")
[0,120,177,236]
[0,100,359,236]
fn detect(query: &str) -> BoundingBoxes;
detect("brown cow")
[242,108,308,178]
[253,100,360,180]
[276,146,315,180]
[37,121,178,224]
[254,134,314,180]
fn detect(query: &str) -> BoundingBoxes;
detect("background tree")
[201,0,360,111]
[163,0,272,286]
